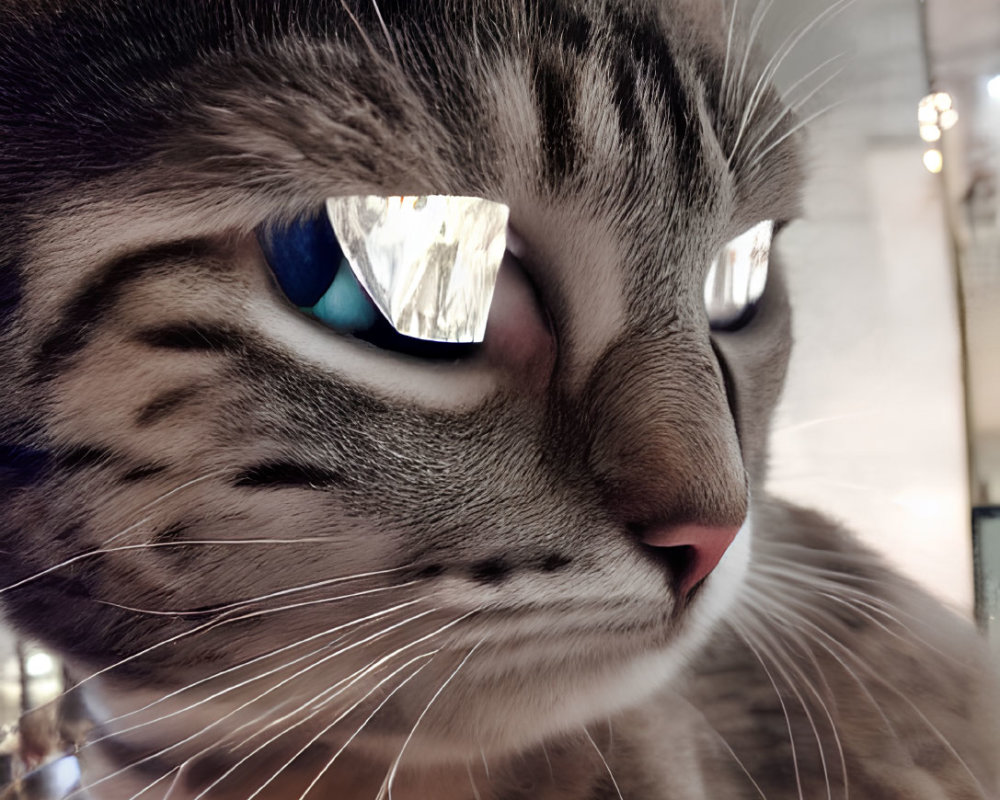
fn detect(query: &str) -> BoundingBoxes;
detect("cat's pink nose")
[642,523,742,597]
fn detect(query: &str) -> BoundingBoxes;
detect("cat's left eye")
[704,220,774,331]
[258,195,510,358]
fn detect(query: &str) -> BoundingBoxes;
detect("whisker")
[744,98,846,169]
[103,469,231,546]
[99,565,413,617]
[467,761,483,800]
[731,0,775,116]
[124,764,182,800]
[737,54,846,171]
[731,621,805,800]
[293,656,436,800]
[369,0,401,67]
[381,638,486,800]
[70,587,422,715]
[160,763,187,800]
[82,601,425,756]
[770,410,881,436]
[199,612,476,800]
[739,613,843,800]
[1,536,344,599]
[674,693,769,800]
[747,587,897,734]
[749,584,989,797]
[94,598,420,729]
[582,727,624,800]
[720,0,742,110]
[77,608,440,799]
[730,0,856,165]
[247,653,436,800]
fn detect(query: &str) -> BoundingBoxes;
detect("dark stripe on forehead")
[609,49,648,149]
[537,2,593,56]
[608,7,701,182]
[534,51,579,188]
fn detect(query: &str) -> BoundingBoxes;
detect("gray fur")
[0,1,997,798]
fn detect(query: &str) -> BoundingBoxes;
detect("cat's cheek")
[481,255,556,384]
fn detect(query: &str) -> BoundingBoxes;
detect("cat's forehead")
[2,0,801,296]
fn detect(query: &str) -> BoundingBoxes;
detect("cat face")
[0,0,800,763]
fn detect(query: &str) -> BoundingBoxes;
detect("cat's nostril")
[639,523,742,598]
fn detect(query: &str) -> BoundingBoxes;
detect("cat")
[0,1,998,798]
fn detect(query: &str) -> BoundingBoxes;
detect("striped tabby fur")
[0,1,997,798]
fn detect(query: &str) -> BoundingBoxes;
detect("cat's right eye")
[704,220,774,331]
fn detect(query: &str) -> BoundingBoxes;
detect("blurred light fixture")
[920,123,942,142]
[939,109,959,130]
[932,92,953,112]
[923,148,944,174]
[25,651,54,677]
[918,93,958,144]
[988,75,1000,99]
[918,103,938,124]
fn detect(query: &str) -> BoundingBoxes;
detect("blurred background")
[1,0,1000,793]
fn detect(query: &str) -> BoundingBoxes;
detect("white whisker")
[381,638,486,800]
[369,0,400,67]
[582,727,624,800]
[100,567,413,617]
[97,598,420,728]
[74,606,436,797]
[732,622,805,800]
[294,657,435,800]
[196,611,476,799]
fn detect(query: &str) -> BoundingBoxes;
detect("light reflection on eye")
[326,195,510,344]
[704,220,774,331]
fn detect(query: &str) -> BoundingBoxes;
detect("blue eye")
[258,210,478,359]
[259,211,377,332]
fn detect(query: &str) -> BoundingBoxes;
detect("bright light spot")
[939,109,959,130]
[25,652,54,677]
[988,75,1000,99]
[917,103,938,124]
[923,148,944,174]
[920,123,942,142]
[933,92,953,112]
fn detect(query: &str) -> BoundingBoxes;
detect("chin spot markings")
[540,553,573,573]
[415,563,446,580]
[470,557,513,585]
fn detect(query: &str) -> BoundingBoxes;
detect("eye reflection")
[325,195,510,344]
[704,220,774,331]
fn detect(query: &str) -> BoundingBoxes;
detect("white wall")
[762,0,974,613]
